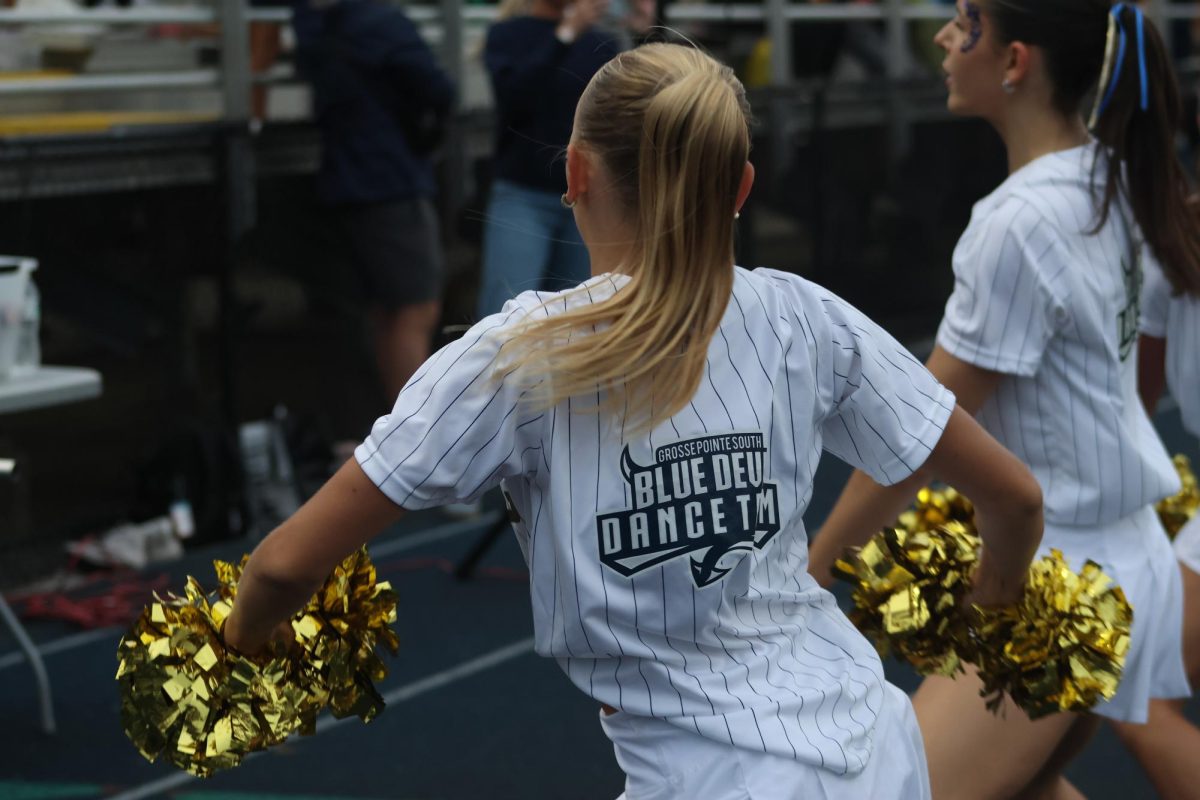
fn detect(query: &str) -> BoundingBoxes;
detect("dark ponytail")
[985,0,1200,296]
[1090,4,1200,295]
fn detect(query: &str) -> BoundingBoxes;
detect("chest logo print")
[596,433,781,587]
[1117,248,1143,362]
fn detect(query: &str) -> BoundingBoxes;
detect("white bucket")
[0,257,36,380]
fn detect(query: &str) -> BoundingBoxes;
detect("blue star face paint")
[962,1,983,53]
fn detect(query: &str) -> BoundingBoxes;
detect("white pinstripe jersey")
[357,267,954,774]
[1141,259,1200,438]
[936,142,1178,526]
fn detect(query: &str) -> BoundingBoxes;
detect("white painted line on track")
[0,627,119,671]
[317,635,535,734]
[0,514,504,672]
[368,512,502,559]
[105,635,536,800]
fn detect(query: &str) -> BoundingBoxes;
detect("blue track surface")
[1,408,1197,799]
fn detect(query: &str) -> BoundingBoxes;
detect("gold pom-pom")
[971,550,1131,719]
[832,521,978,677]
[115,578,320,776]
[834,486,1132,718]
[117,547,398,776]
[214,548,399,722]
[1156,454,1200,538]
[895,486,975,534]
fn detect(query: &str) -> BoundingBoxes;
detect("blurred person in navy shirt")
[476,0,622,318]
[293,0,455,404]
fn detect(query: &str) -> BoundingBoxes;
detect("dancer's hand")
[224,615,295,658]
[965,547,1025,609]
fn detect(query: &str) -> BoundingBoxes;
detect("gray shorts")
[337,198,443,310]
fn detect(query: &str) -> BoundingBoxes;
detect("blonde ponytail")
[500,43,751,430]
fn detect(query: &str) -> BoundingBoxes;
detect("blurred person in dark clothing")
[293,0,455,403]
[475,0,622,319]
[791,0,887,80]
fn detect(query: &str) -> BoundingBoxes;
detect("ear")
[735,161,755,214]
[565,142,591,204]
[1003,41,1032,89]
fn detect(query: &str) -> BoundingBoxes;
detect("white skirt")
[1174,512,1200,577]
[1040,504,1191,723]
[599,682,930,800]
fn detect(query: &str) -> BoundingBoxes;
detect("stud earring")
[1002,79,1016,94]
[734,212,741,220]
[560,194,577,209]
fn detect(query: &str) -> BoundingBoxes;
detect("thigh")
[1024,714,1101,794]
[479,182,556,316]
[912,669,1082,800]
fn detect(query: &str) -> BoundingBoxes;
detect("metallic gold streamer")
[832,521,978,677]
[834,487,1132,718]
[895,485,975,535]
[213,548,399,723]
[117,547,398,776]
[1156,454,1200,538]
[971,550,1131,719]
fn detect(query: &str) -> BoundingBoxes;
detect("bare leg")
[373,300,441,400]
[913,668,1091,800]
[1114,701,1200,800]
[1022,777,1088,800]
[1021,714,1102,800]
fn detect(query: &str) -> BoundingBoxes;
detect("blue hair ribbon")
[1097,2,1150,118]
[1135,6,1148,110]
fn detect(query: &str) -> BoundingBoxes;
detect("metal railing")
[0,1,1195,111]
[0,0,1195,207]
[0,71,219,95]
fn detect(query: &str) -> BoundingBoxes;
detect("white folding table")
[0,365,102,734]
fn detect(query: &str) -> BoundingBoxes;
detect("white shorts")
[599,682,930,800]
[1041,504,1191,723]
[1174,512,1200,577]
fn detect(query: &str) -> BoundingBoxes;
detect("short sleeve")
[936,198,1070,377]
[786,279,956,486]
[1140,251,1171,339]
[354,300,546,509]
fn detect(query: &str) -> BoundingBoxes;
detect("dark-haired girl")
[1114,203,1200,800]
[809,2,1200,797]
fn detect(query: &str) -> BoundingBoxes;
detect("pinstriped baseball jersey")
[936,142,1178,527]
[1141,259,1200,438]
[356,266,955,775]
